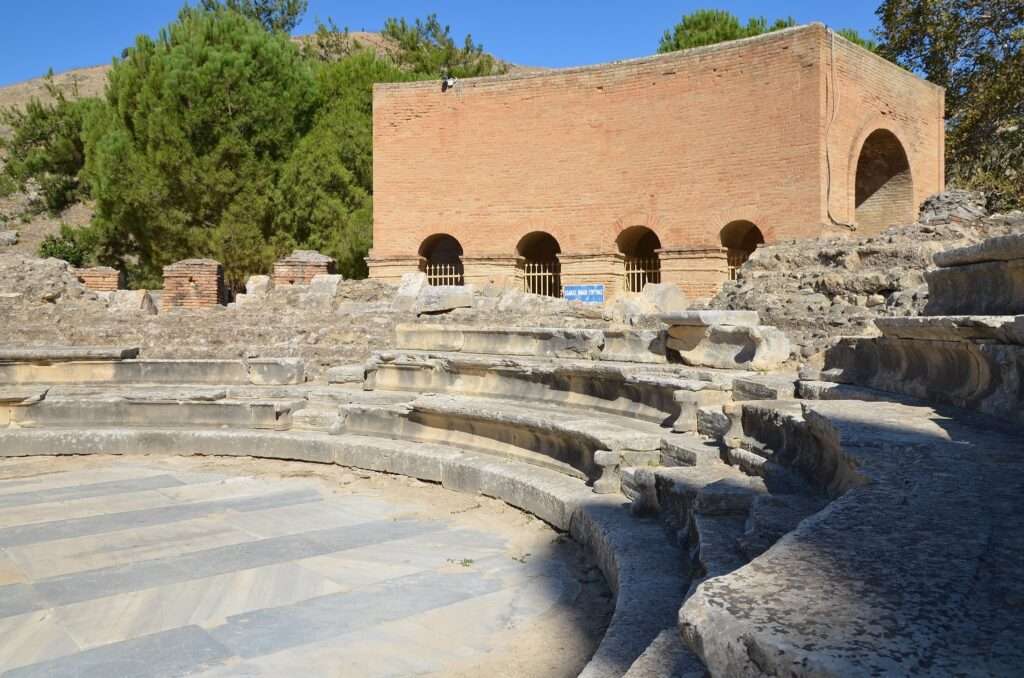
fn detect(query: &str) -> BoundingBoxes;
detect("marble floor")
[0,456,607,677]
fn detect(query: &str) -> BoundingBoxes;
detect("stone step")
[335,393,669,490]
[5,396,300,431]
[367,349,737,431]
[394,323,673,364]
[0,346,139,362]
[0,358,304,386]
[680,398,1024,676]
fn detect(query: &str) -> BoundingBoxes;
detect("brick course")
[272,250,338,286]
[73,266,123,292]
[370,24,944,299]
[162,259,226,309]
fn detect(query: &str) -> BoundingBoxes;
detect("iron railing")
[727,249,748,281]
[424,263,464,286]
[521,260,561,297]
[624,257,661,293]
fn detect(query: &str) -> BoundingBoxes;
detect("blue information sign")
[563,284,605,304]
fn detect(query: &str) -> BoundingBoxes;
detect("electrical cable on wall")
[825,29,856,230]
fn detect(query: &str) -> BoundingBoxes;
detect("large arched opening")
[617,226,661,293]
[418,234,464,285]
[854,129,914,233]
[720,220,764,280]
[516,231,562,297]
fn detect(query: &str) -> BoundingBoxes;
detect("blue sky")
[0,1,882,86]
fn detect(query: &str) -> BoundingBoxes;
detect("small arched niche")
[516,231,562,297]
[720,220,764,280]
[418,233,464,285]
[617,226,662,293]
[854,129,914,233]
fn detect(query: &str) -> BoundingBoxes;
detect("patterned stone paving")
[0,456,605,677]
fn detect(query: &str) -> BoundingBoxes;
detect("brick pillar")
[658,247,729,301]
[161,259,226,309]
[462,256,518,288]
[557,252,624,303]
[272,250,337,286]
[73,266,124,292]
[366,255,422,283]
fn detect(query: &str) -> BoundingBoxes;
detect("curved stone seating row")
[0,426,691,678]
[395,324,670,364]
[678,397,1024,676]
[366,350,737,431]
[334,394,665,492]
[0,356,305,386]
[4,394,302,431]
[822,315,1024,421]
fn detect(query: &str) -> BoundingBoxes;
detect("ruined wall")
[371,24,943,286]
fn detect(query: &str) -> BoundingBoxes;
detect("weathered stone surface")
[641,283,688,313]
[874,314,1024,344]
[415,284,475,315]
[708,194,1024,357]
[731,373,798,401]
[244,274,272,296]
[390,272,428,311]
[681,399,1024,677]
[307,273,344,296]
[0,347,139,362]
[107,289,157,315]
[933,232,1024,267]
[324,364,365,384]
[666,324,791,371]
[0,230,18,247]
[924,258,1024,315]
[660,310,759,328]
[823,331,1023,422]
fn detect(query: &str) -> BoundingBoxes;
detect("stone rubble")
[710,190,1024,357]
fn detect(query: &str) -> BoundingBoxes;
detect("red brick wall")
[372,23,943,266]
[825,32,945,235]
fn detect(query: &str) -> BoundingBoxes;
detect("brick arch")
[720,220,764,279]
[516,231,562,260]
[847,126,915,234]
[418,233,464,285]
[516,231,562,297]
[617,226,662,293]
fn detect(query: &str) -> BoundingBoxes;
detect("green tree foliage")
[877,0,1023,209]
[658,9,877,54]
[275,51,413,277]
[0,74,99,212]
[382,13,505,77]
[37,223,100,267]
[658,9,795,52]
[837,27,879,52]
[199,0,308,32]
[83,6,316,288]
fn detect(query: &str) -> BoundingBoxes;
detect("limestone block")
[325,364,365,384]
[247,358,304,385]
[731,373,798,401]
[660,310,759,328]
[107,290,157,315]
[415,284,475,315]
[245,275,272,296]
[924,259,1024,315]
[666,324,791,371]
[391,272,428,311]
[599,329,667,363]
[933,232,1024,267]
[640,282,688,313]
[0,230,18,247]
[696,406,731,438]
[307,273,344,296]
[823,333,1023,422]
